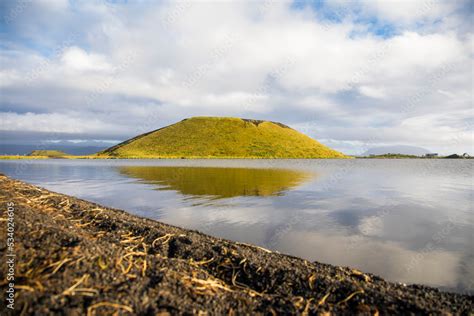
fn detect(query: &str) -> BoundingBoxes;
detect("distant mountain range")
[0,144,108,156]
[362,145,432,156]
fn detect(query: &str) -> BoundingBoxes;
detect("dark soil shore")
[0,174,472,315]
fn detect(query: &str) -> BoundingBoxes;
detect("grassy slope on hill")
[28,150,68,157]
[100,117,347,158]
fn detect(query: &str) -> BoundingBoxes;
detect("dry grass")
[87,302,133,316]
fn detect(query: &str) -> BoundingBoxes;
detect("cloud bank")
[0,0,472,154]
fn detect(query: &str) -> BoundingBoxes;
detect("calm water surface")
[0,159,472,293]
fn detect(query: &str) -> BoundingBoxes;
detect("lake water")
[0,159,472,293]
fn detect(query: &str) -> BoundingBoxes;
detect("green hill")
[28,150,68,158]
[99,117,347,158]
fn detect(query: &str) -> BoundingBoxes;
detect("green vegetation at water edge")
[0,155,49,160]
[28,150,69,158]
[360,153,421,159]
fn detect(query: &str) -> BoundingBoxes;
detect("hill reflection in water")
[118,166,314,199]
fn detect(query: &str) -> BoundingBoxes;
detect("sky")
[0,0,472,155]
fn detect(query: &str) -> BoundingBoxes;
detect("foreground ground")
[0,175,472,315]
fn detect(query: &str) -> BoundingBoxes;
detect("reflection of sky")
[0,159,472,293]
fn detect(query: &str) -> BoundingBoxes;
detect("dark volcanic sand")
[0,174,472,315]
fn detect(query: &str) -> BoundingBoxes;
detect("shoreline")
[1,155,470,160]
[0,155,353,160]
[0,174,472,315]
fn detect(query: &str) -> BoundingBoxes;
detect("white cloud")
[359,86,386,99]
[37,0,68,11]
[60,47,112,73]
[0,112,122,135]
[361,0,457,24]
